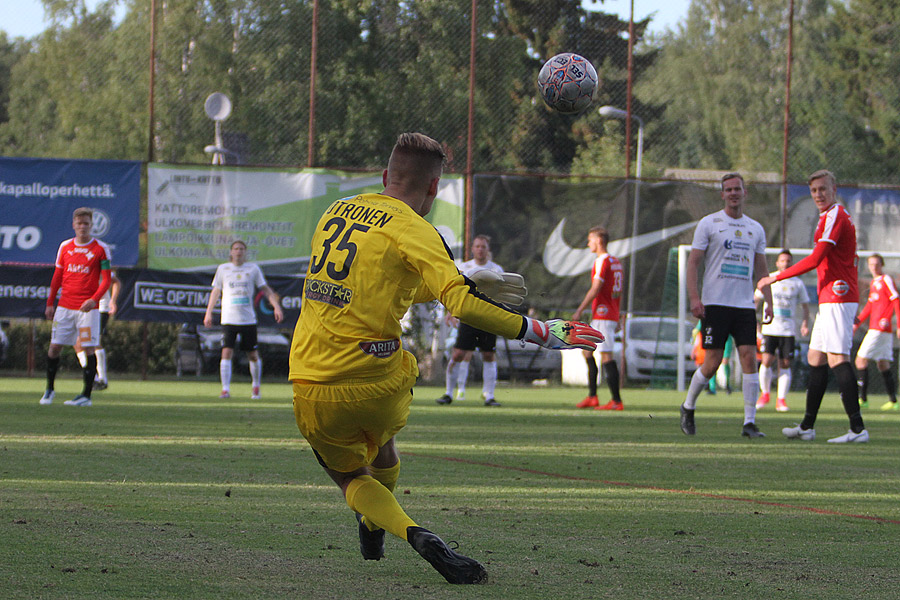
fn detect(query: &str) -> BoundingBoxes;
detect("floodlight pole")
[203,92,233,165]
[598,106,644,321]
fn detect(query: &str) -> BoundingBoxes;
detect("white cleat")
[39,390,55,405]
[63,395,92,407]
[782,424,815,441]
[827,429,869,444]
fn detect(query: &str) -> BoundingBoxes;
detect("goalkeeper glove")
[521,318,605,351]
[468,270,527,305]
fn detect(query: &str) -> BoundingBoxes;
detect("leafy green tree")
[0,0,149,159]
[636,0,800,174]
[821,0,900,182]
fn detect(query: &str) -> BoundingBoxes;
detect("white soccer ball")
[537,53,599,114]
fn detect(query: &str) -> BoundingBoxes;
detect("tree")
[0,1,149,159]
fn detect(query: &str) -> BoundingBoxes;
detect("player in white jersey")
[754,250,810,412]
[680,173,773,438]
[436,235,505,406]
[204,240,284,399]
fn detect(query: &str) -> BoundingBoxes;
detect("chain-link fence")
[2,0,899,183]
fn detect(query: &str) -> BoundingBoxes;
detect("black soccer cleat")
[680,404,696,435]
[356,513,385,561]
[741,422,766,438]
[407,526,487,584]
[436,394,453,405]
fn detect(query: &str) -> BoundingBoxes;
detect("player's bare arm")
[204,287,222,327]
[261,285,284,323]
[572,277,603,321]
[754,252,774,322]
[108,274,122,315]
[686,248,705,318]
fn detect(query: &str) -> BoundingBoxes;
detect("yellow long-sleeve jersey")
[289,193,525,391]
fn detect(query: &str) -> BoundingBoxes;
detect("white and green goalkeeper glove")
[468,270,527,305]
[521,318,605,351]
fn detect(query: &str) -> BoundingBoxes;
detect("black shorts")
[761,335,795,360]
[222,324,259,352]
[454,323,497,352]
[700,306,757,349]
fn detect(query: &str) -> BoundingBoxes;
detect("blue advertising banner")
[785,184,900,253]
[0,157,141,266]
[0,266,303,326]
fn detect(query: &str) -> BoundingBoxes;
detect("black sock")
[82,354,97,398]
[585,355,598,397]
[603,360,621,402]
[834,362,864,433]
[857,368,868,403]
[801,364,829,430]
[881,368,897,403]
[46,355,60,392]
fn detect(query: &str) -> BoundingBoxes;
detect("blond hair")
[808,169,836,187]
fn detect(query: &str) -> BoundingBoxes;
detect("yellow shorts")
[293,384,413,473]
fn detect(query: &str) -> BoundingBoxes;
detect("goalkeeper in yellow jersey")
[289,132,604,585]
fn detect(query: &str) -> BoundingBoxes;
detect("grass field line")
[404,451,900,526]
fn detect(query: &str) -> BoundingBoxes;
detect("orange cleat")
[595,400,624,411]
[775,397,788,412]
[576,395,599,408]
[756,392,770,409]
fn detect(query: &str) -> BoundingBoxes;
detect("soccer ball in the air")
[537,53,599,114]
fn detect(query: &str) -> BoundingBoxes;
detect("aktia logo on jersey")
[542,218,698,277]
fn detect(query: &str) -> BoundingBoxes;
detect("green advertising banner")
[148,164,465,273]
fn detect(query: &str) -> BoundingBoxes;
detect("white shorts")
[808,303,857,356]
[590,319,617,353]
[51,306,101,347]
[857,329,894,362]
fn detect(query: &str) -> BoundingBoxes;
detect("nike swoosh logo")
[542,218,699,277]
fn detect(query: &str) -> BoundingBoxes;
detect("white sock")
[684,369,709,410]
[456,362,470,396]
[220,359,232,392]
[743,373,759,423]
[758,363,772,395]
[76,351,88,368]
[445,361,458,396]
[249,359,262,387]
[777,368,792,399]
[482,361,498,399]
[95,348,107,382]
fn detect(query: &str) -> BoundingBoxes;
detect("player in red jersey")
[759,170,868,442]
[572,226,625,410]
[853,254,900,411]
[39,207,112,407]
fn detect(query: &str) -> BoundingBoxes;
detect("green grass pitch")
[2,377,899,599]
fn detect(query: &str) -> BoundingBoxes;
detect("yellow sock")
[369,462,400,492]
[345,475,417,541]
[359,463,402,532]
